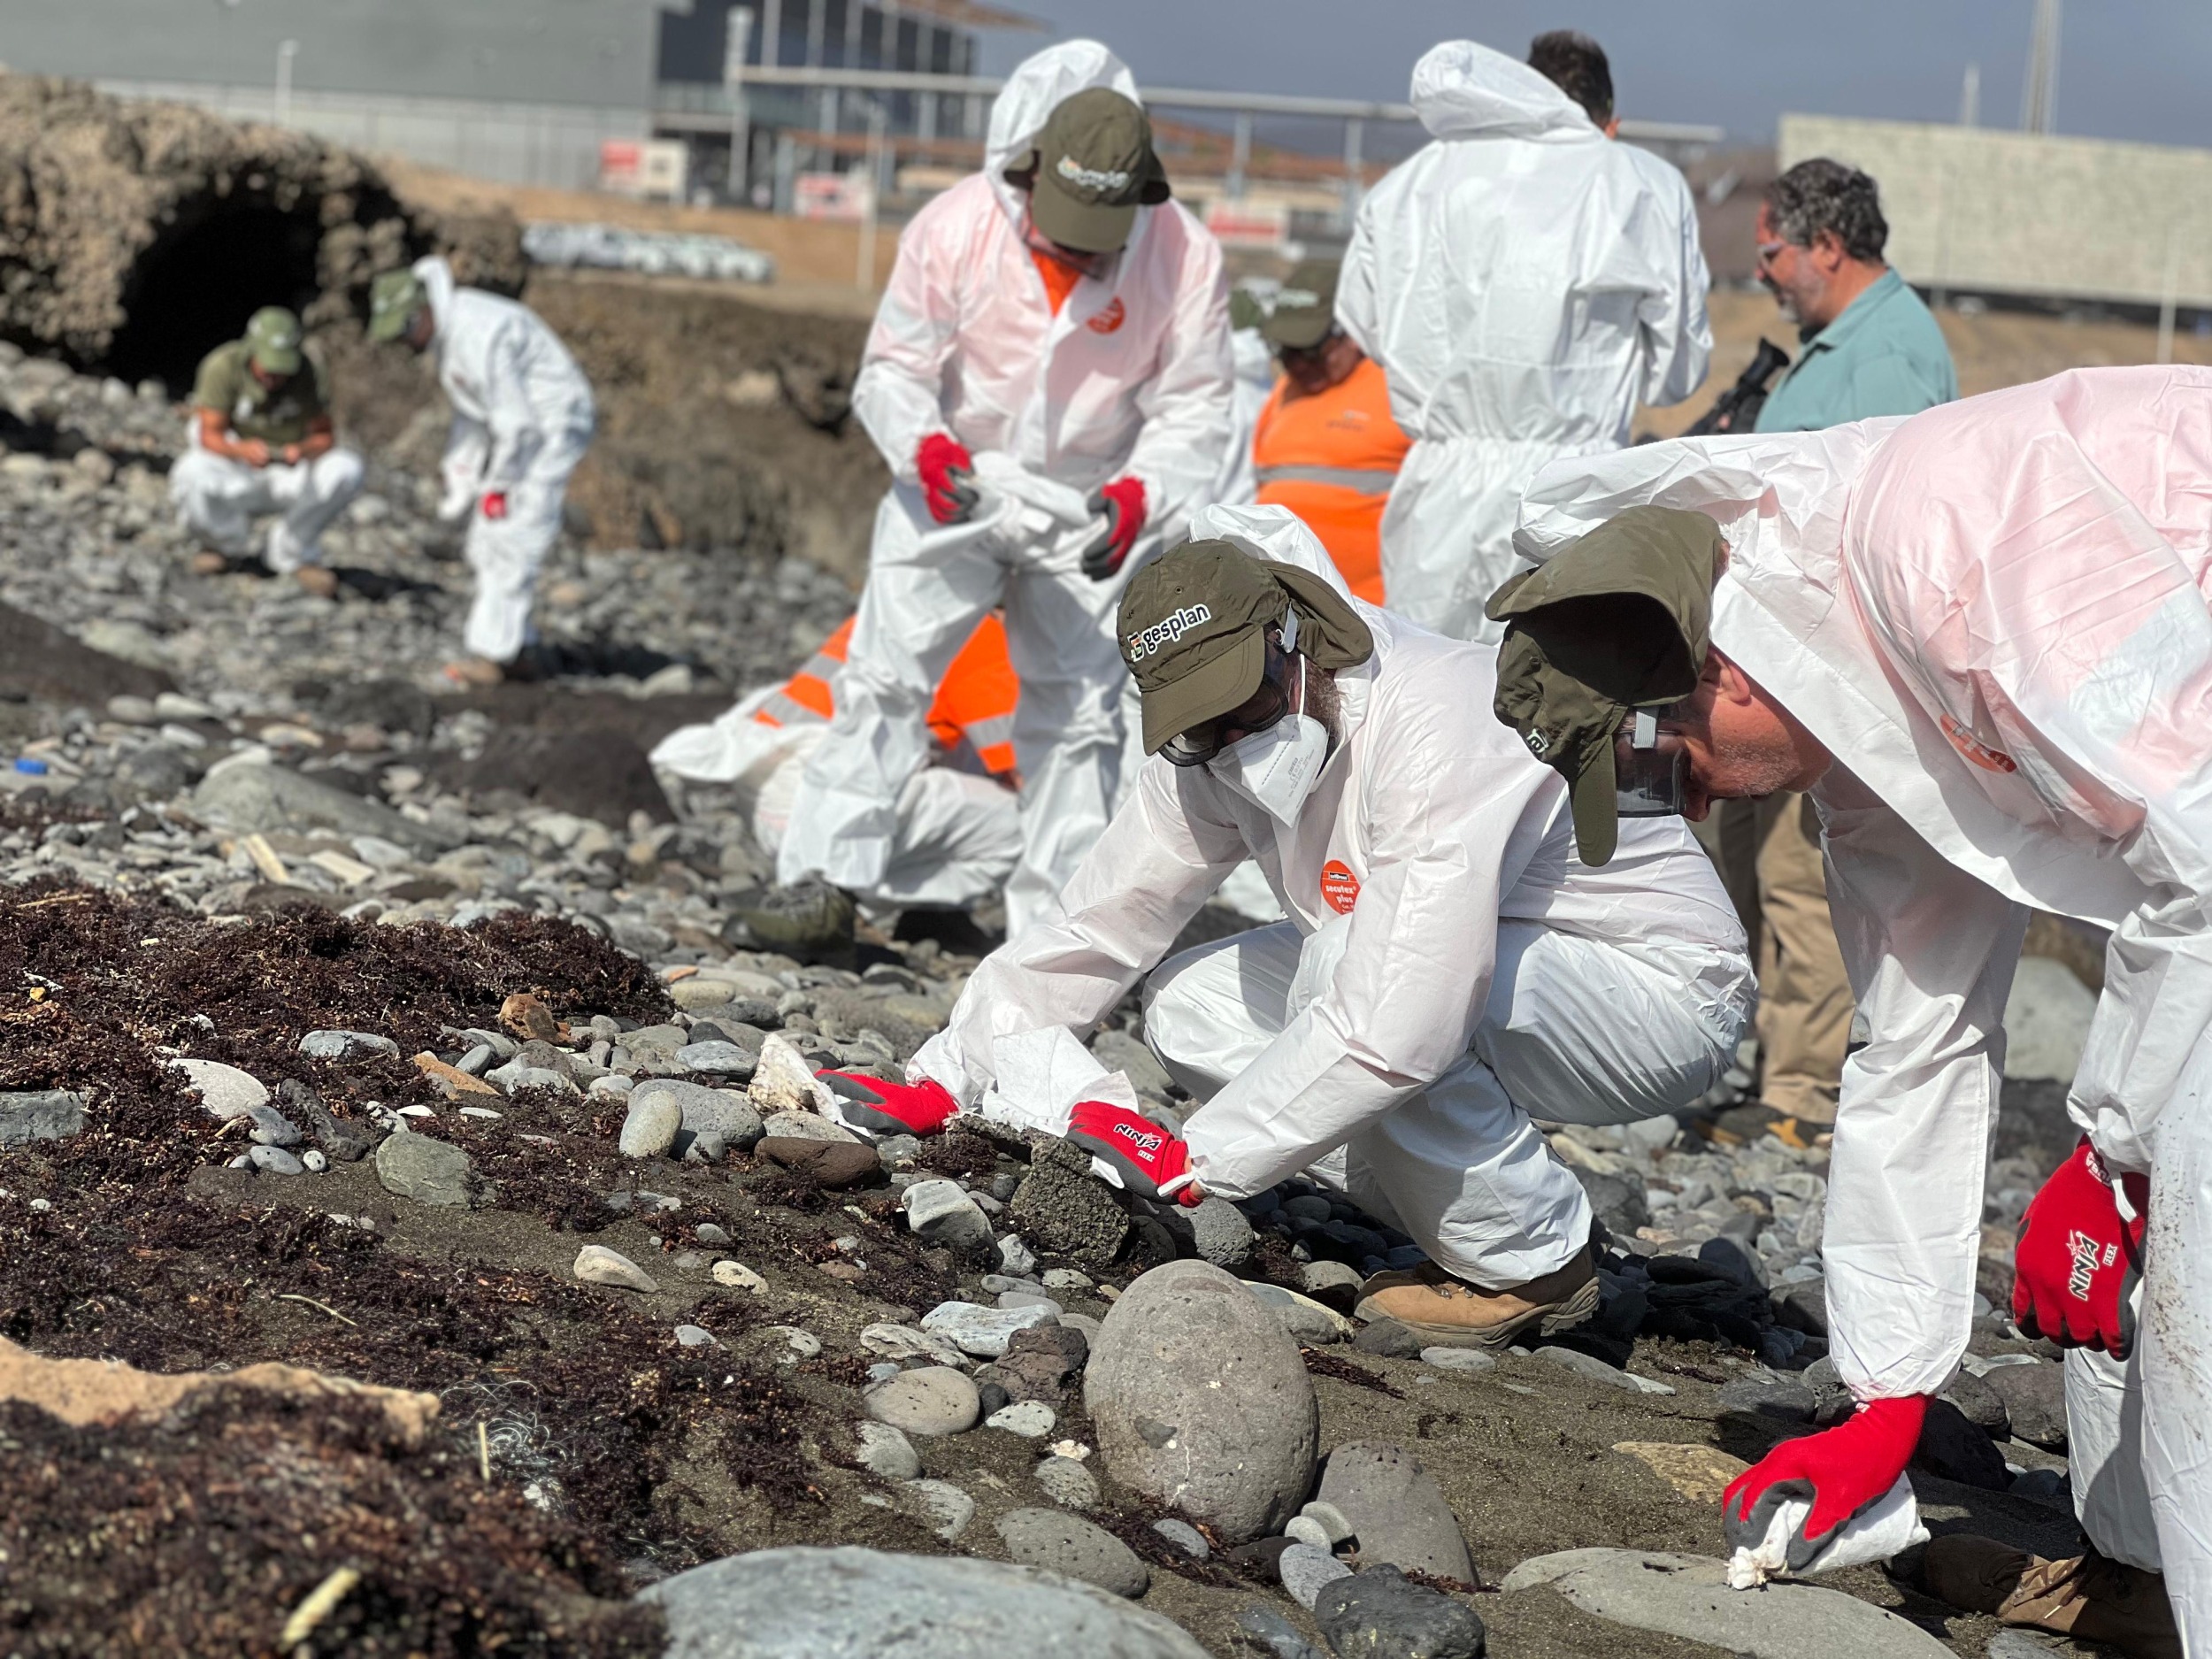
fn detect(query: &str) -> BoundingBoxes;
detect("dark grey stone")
[1233,1607,1326,1659]
[640,1545,1210,1657]
[1008,1136,1129,1266]
[1912,1398,2012,1490]
[280,1078,370,1161]
[0,1089,85,1146]
[1985,1360,2067,1453]
[1717,1375,1816,1425]
[1314,1442,1474,1580]
[373,1129,472,1207]
[1941,1370,2011,1440]
[1571,1166,1650,1239]
[1315,1564,1486,1659]
[1189,1195,1255,1267]
[994,1508,1148,1599]
[1353,1319,1425,1360]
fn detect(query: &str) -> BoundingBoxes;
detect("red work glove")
[1081,476,1147,580]
[817,1071,958,1137]
[2013,1136,2149,1355]
[1722,1395,1928,1571]
[1067,1099,1201,1205]
[480,489,510,522]
[915,433,979,525]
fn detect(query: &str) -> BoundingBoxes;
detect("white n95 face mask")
[1208,653,1329,826]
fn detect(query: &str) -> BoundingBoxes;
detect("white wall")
[1781,114,2212,310]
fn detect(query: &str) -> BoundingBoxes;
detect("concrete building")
[1,0,680,191]
[1781,113,2212,320]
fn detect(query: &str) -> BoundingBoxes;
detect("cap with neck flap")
[1486,504,1723,864]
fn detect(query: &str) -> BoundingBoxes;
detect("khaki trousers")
[1708,793,1855,1125]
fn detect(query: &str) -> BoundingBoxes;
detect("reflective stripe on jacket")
[757,614,1020,777]
[1251,356,1409,604]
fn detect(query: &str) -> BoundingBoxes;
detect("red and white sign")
[1203,197,1288,250]
[795,171,874,221]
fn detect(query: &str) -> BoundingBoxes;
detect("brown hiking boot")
[294,566,339,599]
[1924,1534,2180,1659]
[188,549,231,576]
[1353,1245,1600,1349]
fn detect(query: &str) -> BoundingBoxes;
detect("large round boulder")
[1083,1259,1317,1543]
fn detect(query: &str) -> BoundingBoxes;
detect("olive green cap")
[1486,505,1724,865]
[244,305,303,376]
[1014,87,1169,255]
[1118,539,1373,755]
[1228,287,1265,332]
[1263,258,1340,351]
[368,268,426,342]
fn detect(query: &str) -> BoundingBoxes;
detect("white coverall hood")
[414,253,457,342]
[982,40,1141,228]
[1409,39,1598,142]
[1336,39,1709,643]
[1517,367,2212,1629]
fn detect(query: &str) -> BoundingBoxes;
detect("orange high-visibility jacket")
[1250,356,1409,604]
[754,614,1019,776]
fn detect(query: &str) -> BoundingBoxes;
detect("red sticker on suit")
[1320,860,1361,914]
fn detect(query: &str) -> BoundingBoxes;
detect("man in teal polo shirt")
[1708,157,1958,1147]
[1755,158,1956,434]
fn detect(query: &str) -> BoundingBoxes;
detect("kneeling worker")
[818,507,1751,1347]
[171,305,363,595]
[651,612,1023,914]
[368,257,595,684]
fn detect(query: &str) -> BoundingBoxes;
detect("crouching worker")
[368,257,595,685]
[815,505,1751,1348]
[651,612,1023,916]
[171,305,363,595]
[1510,370,2208,1648]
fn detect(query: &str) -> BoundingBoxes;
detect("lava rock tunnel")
[102,200,327,396]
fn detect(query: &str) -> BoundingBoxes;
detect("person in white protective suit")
[367,257,595,683]
[650,614,1022,912]
[1503,367,2208,1652]
[803,504,1752,1348]
[1336,35,1709,643]
[774,41,1233,937]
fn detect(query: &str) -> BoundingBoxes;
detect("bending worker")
[172,304,363,596]
[368,257,595,685]
[819,506,1752,1349]
[1502,365,2207,1652]
[651,613,1021,914]
[775,39,1233,936]
[1249,258,1409,603]
[1338,33,1709,641]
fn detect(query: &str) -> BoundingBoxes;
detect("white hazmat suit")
[1337,40,1709,643]
[651,685,1020,910]
[1517,366,2212,1635]
[414,256,596,664]
[169,446,365,572]
[776,41,1233,935]
[910,505,1752,1286]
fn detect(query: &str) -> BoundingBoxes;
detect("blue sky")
[979,2,2212,150]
